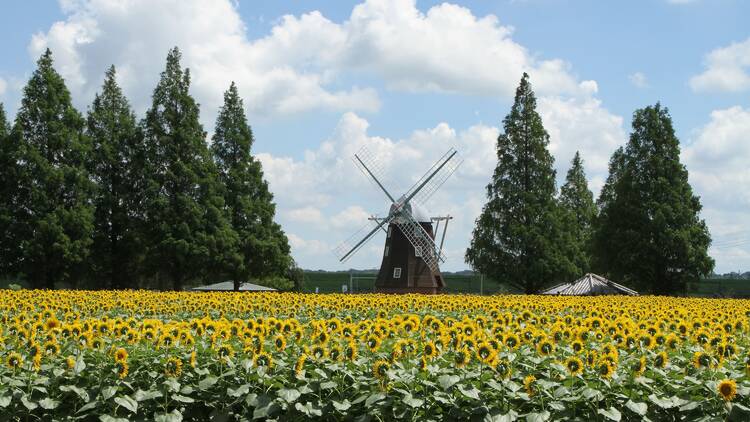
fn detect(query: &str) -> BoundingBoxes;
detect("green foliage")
[255,275,294,291]
[559,151,597,273]
[10,49,95,289]
[466,73,577,293]
[85,66,146,289]
[211,82,291,291]
[141,47,239,290]
[0,103,16,275]
[593,103,714,294]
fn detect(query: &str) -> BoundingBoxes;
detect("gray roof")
[540,273,638,296]
[191,281,277,292]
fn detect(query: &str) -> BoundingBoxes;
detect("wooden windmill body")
[335,147,461,294]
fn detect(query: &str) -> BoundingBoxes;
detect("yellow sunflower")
[373,359,390,380]
[565,356,584,376]
[718,379,737,401]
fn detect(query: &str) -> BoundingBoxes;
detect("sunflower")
[565,356,583,376]
[44,340,60,356]
[597,359,615,379]
[571,340,583,353]
[329,345,343,362]
[311,345,327,360]
[523,375,536,396]
[537,340,554,357]
[423,340,438,359]
[654,351,668,369]
[114,347,128,363]
[504,333,520,349]
[476,342,495,364]
[165,357,183,378]
[631,356,646,377]
[373,359,390,380]
[295,354,308,376]
[116,361,129,379]
[66,355,76,370]
[495,359,512,379]
[254,352,273,369]
[344,341,359,361]
[6,352,23,370]
[693,351,712,369]
[454,347,471,368]
[216,344,234,361]
[273,335,286,351]
[718,379,737,401]
[366,335,382,352]
[189,351,197,368]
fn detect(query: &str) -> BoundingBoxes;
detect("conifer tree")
[211,82,291,291]
[86,66,145,289]
[141,47,238,290]
[593,104,714,293]
[0,103,16,276]
[12,49,95,289]
[466,73,576,293]
[559,151,596,273]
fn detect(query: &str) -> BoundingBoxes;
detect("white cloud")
[682,106,750,272]
[29,0,380,119]
[30,0,595,123]
[628,72,648,88]
[690,37,750,93]
[285,206,326,225]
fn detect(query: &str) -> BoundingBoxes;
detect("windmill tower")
[334,147,462,294]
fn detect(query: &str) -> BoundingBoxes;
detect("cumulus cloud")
[682,106,750,271]
[690,37,750,93]
[628,72,648,88]
[31,0,597,123]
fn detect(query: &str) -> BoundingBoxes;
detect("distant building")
[540,273,638,296]
[191,281,276,292]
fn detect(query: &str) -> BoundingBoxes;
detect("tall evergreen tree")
[559,151,597,273]
[466,73,576,293]
[12,49,95,289]
[0,103,16,276]
[211,82,291,291]
[86,66,146,289]
[593,104,714,294]
[141,47,238,290]
[591,147,625,273]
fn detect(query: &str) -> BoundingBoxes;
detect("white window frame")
[414,246,422,257]
[387,226,392,238]
[393,267,402,279]
[384,246,389,257]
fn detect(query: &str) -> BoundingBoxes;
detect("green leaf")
[61,385,90,402]
[78,401,99,413]
[597,407,622,421]
[438,375,460,390]
[39,397,60,410]
[679,401,699,412]
[0,396,11,408]
[102,386,118,400]
[365,392,386,408]
[485,411,518,422]
[457,385,480,400]
[198,376,219,390]
[172,394,195,403]
[649,394,677,409]
[320,381,337,390]
[99,416,129,422]
[278,388,301,403]
[625,400,647,416]
[333,399,351,412]
[525,410,550,422]
[295,402,323,417]
[728,403,750,422]
[21,395,37,410]
[114,395,138,413]
[134,389,163,402]
[403,394,424,408]
[154,409,183,422]
[227,384,250,398]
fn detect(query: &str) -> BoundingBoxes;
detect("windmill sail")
[402,148,462,207]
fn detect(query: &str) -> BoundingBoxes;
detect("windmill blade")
[353,146,396,203]
[393,211,446,274]
[334,214,394,262]
[402,147,462,207]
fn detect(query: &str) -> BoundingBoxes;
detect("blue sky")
[1,0,749,274]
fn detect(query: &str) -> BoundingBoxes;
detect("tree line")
[0,48,300,291]
[467,73,714,295]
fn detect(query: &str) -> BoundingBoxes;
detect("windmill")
[334,146,462,293]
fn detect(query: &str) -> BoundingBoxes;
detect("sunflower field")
[0,291,749,421]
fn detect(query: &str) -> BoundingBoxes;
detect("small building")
[191,281,276,292]
[540,273,638,296]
